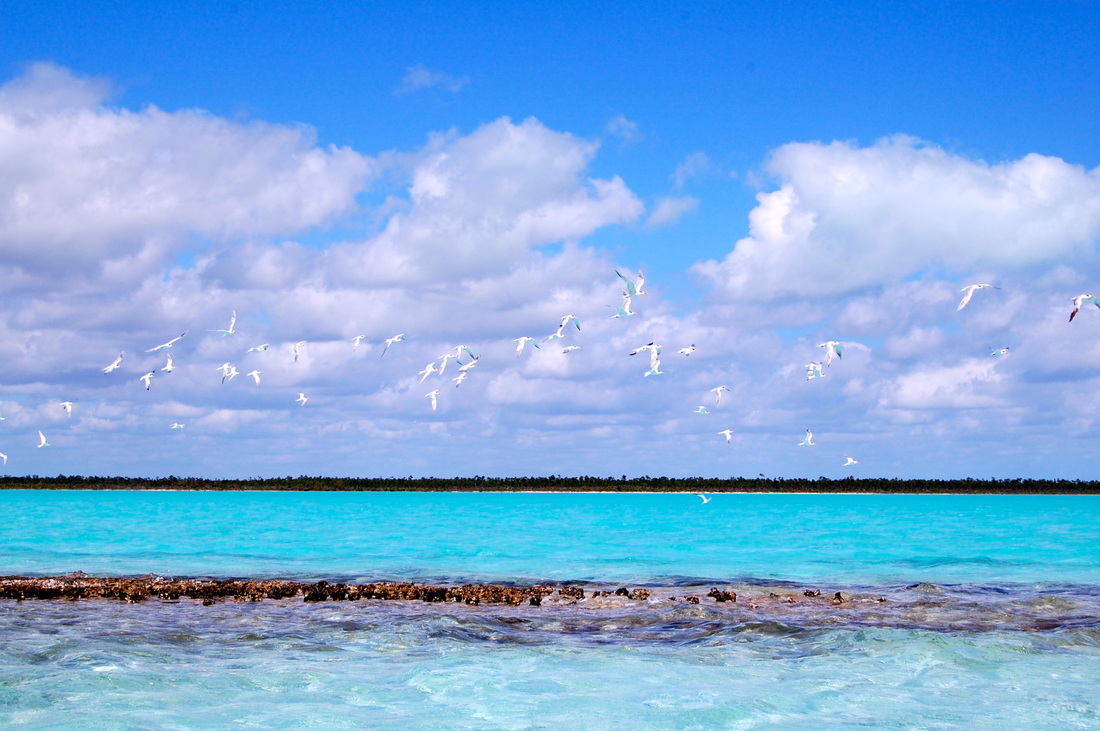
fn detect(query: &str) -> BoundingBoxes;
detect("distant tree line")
[0,475,1097,494]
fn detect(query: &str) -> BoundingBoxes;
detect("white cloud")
[671,151,715,188]
[605,114,640,146]
[645,196,698,229]
[694,136,1100,300]
[396,64,469,94]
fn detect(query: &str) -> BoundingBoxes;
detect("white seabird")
[247,343,270,354]
[293,341,307,363]
[798,429,815,447]
[711,385,731,407]
[426,390,440,411]
[418,362,438,383]
[296,393,308,406]
[696,493,712,504]
[514,336,540,358]
[162,353,175,373]
[843,455,859,466]
[247,369,262,385]
[608,294,637,318]
[616,269,646,297]
[37,430,49,448]
[352,335,366,351]
[818,341,843,366]
[957,283,999,311]
[139,371,155,390]
[678,345,697,356]
[60,402,73,418]
[146,331,188,353]
[1070,294,1100,322]
[381,334,406,357]
[103,352,125,374]
[210,310,237,336]
[718,429,734,444]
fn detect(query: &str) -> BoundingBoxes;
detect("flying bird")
[60,402,73,418]
[103,352,124,374]
[989,347,1011,357]
[381,334,406,357]
[694,406,710,414]
[562,345,582,354]
[818,341,844,366]
[695,494,712,504]
[798,429,815,447]
[426,390,440,411]
[843,455,860,466]
[711,385,731,407]
[169,423,185,430]
[629,343,662,357]
[454,345,478,361]
[0,451,7,465]
[1069,294,1100,322]
[293,341,307,363]
[957,283,999,311]
[247,343,270,354]
[678,345,697,356]
[139,371,155,390]
[616,269,646,297]
[296,393,308,406]
[555,314,581,338]
[514,336,540,357]
[457,357,480,373]
[37,430,49,448]
[210,310,237,336]
[418,362,439,383]
[718,429,735,444]
[146,332,187,352]
[608,294,637,318]
[437,353,462,374]
[805,362,827,380]
[453,372,468,387]
[352,335,366,351]
[162,353,175,373]
[247,369,262,385]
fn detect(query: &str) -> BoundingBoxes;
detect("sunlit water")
[2,491,1098,728]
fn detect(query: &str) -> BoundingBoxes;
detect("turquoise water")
[2,491,1099,728]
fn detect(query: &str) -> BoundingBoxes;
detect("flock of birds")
[3,271,1098,472]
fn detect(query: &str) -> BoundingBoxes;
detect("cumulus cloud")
[694,136,1100,300]
[645,196,698,229]
[396,64,469,94]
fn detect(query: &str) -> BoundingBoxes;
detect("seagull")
[210,310,237,336]
[247,369,262,385]
[805,362,827,380]
[381,334,406,357]
[247,343,270,354]
[798,429,815,447]
[352,335,366,351]
[103,352,125,374]
[711,386,731,407]
[989,347,1011,357]
[694,406,710,414]
[608,294,637,318]
[60,402,73,418]
[616,269,646,297]
[37,430,49,448]
[0,451,7,465]
[678,345,697,356]
[426,390,440,411]
[514,336,540,357]
[169,423,185,430]
[843,455,859,466]
[818,341,843,366]
[296,393,308,406]
[695,494,712,504]
[139,371,155,390]
[293,341,307,363]
[1069,294,1100,322]
[146,331,187,352]
[562,345,582,354]
[162,353,175,373]
[718,429,734,444]
[555,314,581,338]
[957,283,999,311]
[418,362,439,383]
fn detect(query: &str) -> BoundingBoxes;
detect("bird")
[293,341,307,363]
[678,345,697,356]
[454,345,477,361]
[37,430,49,448]
[169,423,185,430]
[162,353,175,373]
[556,314,581,338]
[1069,294,1100,322]
[139,371,155,390]
[798,429,815,447]
[0,451,7,465]
[629,342,662,358]
[695,494,712,504]
[718,429,734,444]
[711,386,731,407]
[457,357,480,373]
[103,352,125,374]
[818,341,843,366]
[608,294,636,318]
[616,269,646,297]
[437,353,462,374]
[843,455,859,466]
[453,372,468,387]
[247,369,261,385]
[210,310,237,336]
[247,343,270,354]
[805,362,827,380]
[642,349,663,377]
[989,347,1011,357]
[426,390,440,411]
[694,406,710,414]
[562,345,582,354]
[514,336,540,357]
[60,402,73,418]
[418,362,439,383]
[296,393,308,406]
[957,283,999,311]
[352,335,366,351]
[381,334,406,357]
[146,332,187,352]
[222,365,239,383]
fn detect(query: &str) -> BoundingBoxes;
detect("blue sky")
[1,1,1099,479]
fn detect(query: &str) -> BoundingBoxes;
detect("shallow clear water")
[2,491,1099,728]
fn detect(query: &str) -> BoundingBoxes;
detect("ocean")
[2,490,1098,728]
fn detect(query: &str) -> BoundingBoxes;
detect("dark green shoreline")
[1,475,1098,494]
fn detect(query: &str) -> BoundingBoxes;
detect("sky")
[1,0,1099,480]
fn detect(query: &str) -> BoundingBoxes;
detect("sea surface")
[1,490,1098,728]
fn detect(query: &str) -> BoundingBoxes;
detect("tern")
[805,362,827,380]
[957,284,999,311]
[418,362,439,383]
[437,353,462,374]
[629,342,662,357]
[514,337,540,357]
[678,345,697,356]
[555,314,581,338]
[60,402,73,418]
[694,406,710,414]
[562,345,582,354]
[162,353,175,373]
[843,455,859,466]
[0,451,7,465]
[247,369,262,385]
[169,423,185,430]
[457,357,480,373]
[293,341,307,363]
[352,335,366,351]
[989,347,1010,357]
[718,429,734,444]
[247,343,270,354]
[643,355,664,377]
[608,294,637,318]
[1069,294,1100,322]
[695,494,712,504]
[453,372,468,387]
[139,371,155,390]
[616,269,646,297]
[454,345,477,361]
[210,310,237,336]
[296,393,308,406]
[103,352,125,374]
[381,334,406,357]
[798,429,815,447]
[146,331,187,352]
[37,430,49,448]
[818,341,843,366]
[221,365,239,384]
[426,390,440,411]
[711,386,731,407]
